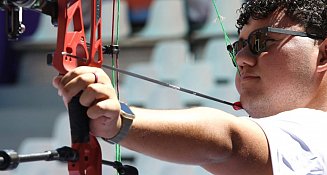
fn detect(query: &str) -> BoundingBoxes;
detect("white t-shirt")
[251,108,327,175]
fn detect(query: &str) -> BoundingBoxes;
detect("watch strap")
[103,102,134,144]
[105,115,133,144]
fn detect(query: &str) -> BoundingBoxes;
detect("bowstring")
[211,0,239,71]
[110,0,122,168]
[114,0,122,164]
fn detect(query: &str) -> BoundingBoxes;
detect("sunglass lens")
[249,31,267,54]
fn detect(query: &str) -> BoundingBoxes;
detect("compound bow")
[0,0,136,174]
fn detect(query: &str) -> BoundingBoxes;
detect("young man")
[53,0,327,174]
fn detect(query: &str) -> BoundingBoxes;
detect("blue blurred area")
[0,9,40,84]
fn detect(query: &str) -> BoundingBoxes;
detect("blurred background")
[0,0,247,174]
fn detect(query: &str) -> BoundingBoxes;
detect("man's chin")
[240,98,273,118]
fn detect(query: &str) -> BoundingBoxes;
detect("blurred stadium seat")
[102,0,131,44]
[21,14,58,45]
[204,83,249,116]
[119,63,158,107]
[149,39,193,84]
[193,0,242,39]
[176,62,215,107]
[11,137,67,175]
[145,87,184,109]
[133,0,188,41]
[201,38,237,85]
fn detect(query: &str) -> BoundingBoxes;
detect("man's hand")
[52,66,121,139]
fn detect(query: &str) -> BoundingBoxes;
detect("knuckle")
[87,106,98,119]
[79,95,90,107]
[87,83,98,92]
[94,102,106,113]
[61,86,75,98]
[87,104,106,120]
[113,101,121,112]
[107,86,118,98]
[74,66,87,74]
[76,75,88,84]
[69,69,81,79]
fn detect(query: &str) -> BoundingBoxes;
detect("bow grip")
[67,92,102,175]
[68,92,90,143]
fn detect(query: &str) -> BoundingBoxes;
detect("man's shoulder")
[250,108,327,175]
[256,108,327,123]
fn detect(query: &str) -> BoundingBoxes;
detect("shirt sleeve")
[250,109,327,175]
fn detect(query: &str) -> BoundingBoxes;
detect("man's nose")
[235,48,257,69]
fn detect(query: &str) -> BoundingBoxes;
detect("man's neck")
[306,83,327,112]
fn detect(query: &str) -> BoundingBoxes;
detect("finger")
[62,96,69,109]
[61,72,97,100]
[52,75,63,89]
[91,70,112,85]
[61,66,106,85]
[87,99,120,120]
[60,66,94,85]
[80,83,117,107]
[53,75,65,96]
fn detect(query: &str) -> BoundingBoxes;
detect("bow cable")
[109,0,122,167]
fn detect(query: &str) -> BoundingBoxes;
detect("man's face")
[234,10,321,117]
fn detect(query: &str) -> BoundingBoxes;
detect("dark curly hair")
[236,0,327,38]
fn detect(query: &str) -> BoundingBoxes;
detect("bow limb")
[51,0,103,174]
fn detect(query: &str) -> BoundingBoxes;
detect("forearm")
[118,107,237,165]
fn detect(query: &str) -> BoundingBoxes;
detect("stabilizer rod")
[0,147,138,175]
[0,146,78,170]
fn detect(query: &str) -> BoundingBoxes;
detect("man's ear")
[317,38,327,73]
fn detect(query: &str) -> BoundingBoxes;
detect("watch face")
[120,102,134,115]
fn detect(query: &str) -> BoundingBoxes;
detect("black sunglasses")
[227,27,325,63]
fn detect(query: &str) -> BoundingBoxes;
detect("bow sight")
[0,0,57,40]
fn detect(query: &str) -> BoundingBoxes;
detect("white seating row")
[21,0,243,46]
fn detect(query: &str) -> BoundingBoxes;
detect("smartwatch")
[104,102,135,144]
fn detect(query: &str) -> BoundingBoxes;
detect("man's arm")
[53,67,272,175]
[119,107,272,175]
